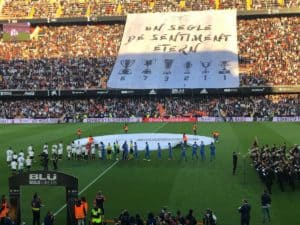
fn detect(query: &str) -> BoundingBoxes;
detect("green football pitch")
[0,122,299,225]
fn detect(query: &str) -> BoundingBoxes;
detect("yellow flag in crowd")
[278,0,285,6]
[30,26,40,40]
[86,4,91,17]
[29,7,35,18]
[246,0,252,10]
[215,0,220,9]
[117,3,122,14]
[179,0,186,9]
[56,4,63,17]
[149,1,155,9]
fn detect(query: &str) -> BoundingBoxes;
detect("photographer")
[203,208,217,225]
[44,211,54,225]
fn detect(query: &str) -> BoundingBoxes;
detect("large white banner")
[108,10,239,89]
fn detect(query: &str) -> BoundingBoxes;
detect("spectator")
[203,208,217,225]
[0,95,298,119]
[1,0,299,18]
[186,209,197,225]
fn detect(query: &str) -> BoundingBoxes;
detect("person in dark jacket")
[203,208,217,225]
[261,190,271,223]
[186,209,197,225]
[233,152,238,175]
[95,191,105,215]
[3,213,13,225]
[31,193,42,225]
[146,212,156,225]
[238,199,251,225]
[135,214,144,225]
[44,211,54,225]
[119,209,130,225]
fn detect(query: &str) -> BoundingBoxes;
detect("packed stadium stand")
[0,0,299,18]
[0,0,299,119]
[0,95,298,119]
[0,17,299,89]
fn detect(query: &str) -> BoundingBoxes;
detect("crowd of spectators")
[0,94,298,119]
[250,141,300,192]
[0,16,299,89]
[0,0,299,19]
[115,207,217,225]
[0,24,123,89]
[238,16,299,86]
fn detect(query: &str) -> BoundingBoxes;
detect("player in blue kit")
[191,142,198,160]
[210,142,216,161]
[168,142,173,160]
[134,142,138,160]
[157,143,162,160]
[122,141,128,160]
[200,141,206,161]
[144,142,151,161]
[100,142,106,160]
[180,142,187,161]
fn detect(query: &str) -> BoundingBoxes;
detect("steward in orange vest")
[77,129,82,139]
[0,195,9,223]
[192,123,197,135]
[123,124,128,133]
[183,133,188,146]
[212,131,220,142]
[74,200,86,224]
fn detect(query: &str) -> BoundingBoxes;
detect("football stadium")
[0,1,299,225]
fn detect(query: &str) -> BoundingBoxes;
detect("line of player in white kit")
[6,144,34,174]
[68,141,114,160]
[6,140,115,173]
[41,141,64,159]
[6,141,65,173]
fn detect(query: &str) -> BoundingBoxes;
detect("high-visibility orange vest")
[83,201,88,213]
[74,204,85,219]
[0,202,9,218]
[183,134,188,142]
[213,132,219,137]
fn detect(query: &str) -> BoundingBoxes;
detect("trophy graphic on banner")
[119,59,135,75]
[142,59,155,74]
[163,59,174,74]
[200,61,211,80]
[184,61,192,74]
[219,61,230,80]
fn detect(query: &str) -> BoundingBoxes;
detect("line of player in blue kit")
[119,141,216,162]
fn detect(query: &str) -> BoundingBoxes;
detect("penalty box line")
[53,123,166,217]
[53,160,119,216]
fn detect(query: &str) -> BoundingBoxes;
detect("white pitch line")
[53,160,119,216]
[152,122,167,133]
